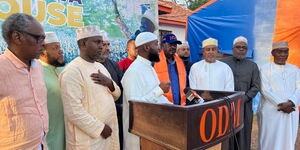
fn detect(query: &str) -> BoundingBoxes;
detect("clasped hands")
[277,100,295,114]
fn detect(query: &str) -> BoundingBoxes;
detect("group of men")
[0,13,299,150]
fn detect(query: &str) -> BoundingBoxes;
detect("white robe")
[258,62,300,150]
[121,56,171,150]
[60,57,121,150]
[189,60,234,91]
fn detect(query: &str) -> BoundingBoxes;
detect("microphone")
[184,87,204,105]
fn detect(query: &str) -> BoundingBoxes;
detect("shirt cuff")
[89,121,105,138]
[288,96,297,107]
[154,86,164,97]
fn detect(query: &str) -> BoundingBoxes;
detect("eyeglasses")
[103,43,110,46]
[203,47,218,51]
[17,30,46,44]
[234,46,248,50]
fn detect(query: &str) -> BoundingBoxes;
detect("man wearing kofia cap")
[258,41,300,150]
[39,32,66,150]
[189,38,234,91]
[59,25,121,149]
[220,36,260,150]
[122,32,171,150]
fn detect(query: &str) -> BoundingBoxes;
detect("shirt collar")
[136,55,152,66]
[233,56,245,62]
[3,49,37,69]
[39,59,56,69]
[78,56,96,65]
[167,59,176,65]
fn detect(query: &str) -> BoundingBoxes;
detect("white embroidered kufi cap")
[44,32,59,44]
[233,36,248,45]
[178,41,189,49]
[76,25,102,41]
[272,41,288,50]
[135,32,157,47]
[202,38,218,48]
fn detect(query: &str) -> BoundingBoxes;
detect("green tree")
[187,0,210,11]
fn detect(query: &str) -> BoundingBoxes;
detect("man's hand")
[91,70,115,91]
[100,124,112,139]
[159,82,171,93]
[277,101,295,114]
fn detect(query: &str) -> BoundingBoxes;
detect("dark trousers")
[116,104,123,150]
[229,101,253,150]
[222,101,253,150]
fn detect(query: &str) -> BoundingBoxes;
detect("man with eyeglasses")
[0,13,48,149]
[220,36,260,150]
[39,32,66,150]
[189,38,234,91]
[258,41,299,150]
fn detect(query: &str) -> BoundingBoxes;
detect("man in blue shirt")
[154,33,187,105]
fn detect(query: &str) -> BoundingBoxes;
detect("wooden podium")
[128,90,244,150]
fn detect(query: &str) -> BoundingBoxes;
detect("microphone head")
[184,87,191,94]
[186,90,195,101]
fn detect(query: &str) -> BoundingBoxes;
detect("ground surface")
[251,115,300,150]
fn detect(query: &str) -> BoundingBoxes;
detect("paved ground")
[251,115,300,150]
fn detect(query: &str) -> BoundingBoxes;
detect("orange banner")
[273,0,300,67]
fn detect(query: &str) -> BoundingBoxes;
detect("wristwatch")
[288,100,295,107]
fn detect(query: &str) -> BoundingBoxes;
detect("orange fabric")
[154,51,186,105]
[273,0,300,67]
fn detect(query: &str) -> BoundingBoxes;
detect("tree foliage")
[170,0,210,11]
[187,0,210,10]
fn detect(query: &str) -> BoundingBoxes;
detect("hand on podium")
[184,88,204,105]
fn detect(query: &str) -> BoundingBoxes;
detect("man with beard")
[122,32,172,150]
[96,34,124,149]
[220,36,260,150]
[0,13,48,149]
[154,33,187,106]
[258,41,300,150]
[39,32,66,150]
[189,38,234,91]
[118,39,137,72]
[176,41,193,87]
[176,41,193,76]
[130,9,158,39]
[60,25,121,149]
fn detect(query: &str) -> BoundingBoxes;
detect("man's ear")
[271,50,275,56]
[143,44,150,52]
[78,39,87,49]
[40,49,47,57]
[11,31,22,45]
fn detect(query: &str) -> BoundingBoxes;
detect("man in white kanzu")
[258,41,300,150]
[60,25,121,149]
[121,32,172,150]
[189,38,234,91]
